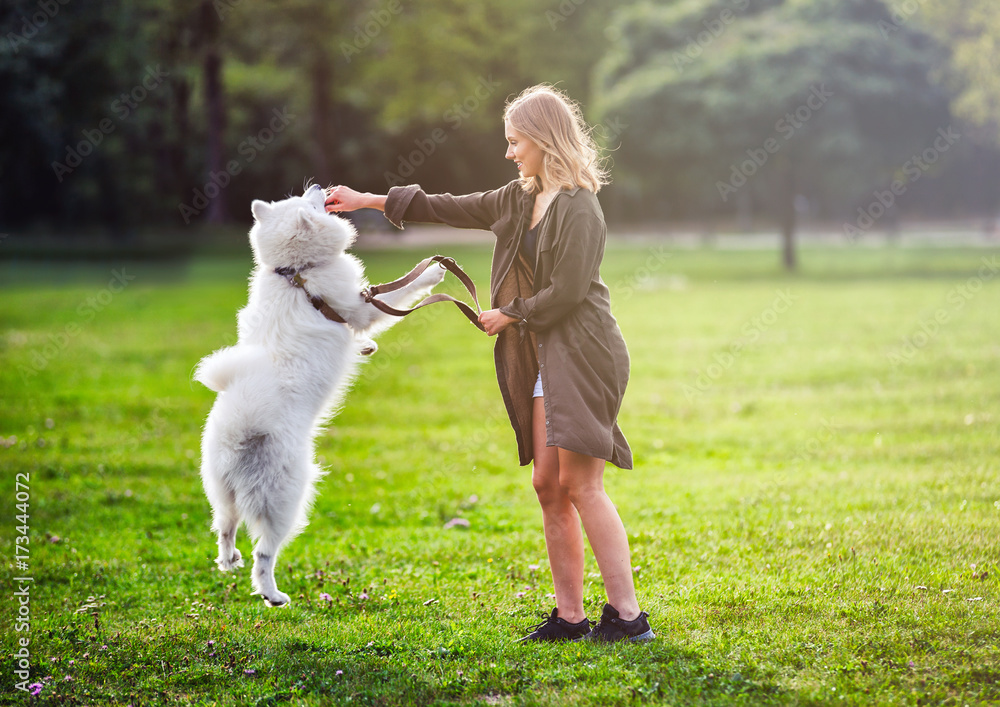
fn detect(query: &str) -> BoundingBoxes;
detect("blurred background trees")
[2,0,997,263]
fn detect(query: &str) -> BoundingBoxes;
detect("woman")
[326,85,653,643]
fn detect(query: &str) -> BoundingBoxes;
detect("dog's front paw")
[415,261,448,290]
[216,549,244,571]
[263,590,291,607]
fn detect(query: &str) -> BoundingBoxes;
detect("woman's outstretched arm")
[325,186,385,213]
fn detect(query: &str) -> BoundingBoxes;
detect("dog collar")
[274,266,348,324]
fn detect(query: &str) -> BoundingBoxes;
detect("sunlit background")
[2,0,998,268]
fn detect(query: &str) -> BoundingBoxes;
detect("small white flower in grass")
[244,669,256,676]
[336,670,343,676]
[515,592,525,598]
[444,517,470,529]
[528,564,539,572]
[359,591,369,601]
[319,593,332,603]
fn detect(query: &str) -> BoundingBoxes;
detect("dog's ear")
[295,207,318,232]
[251,200,273,222]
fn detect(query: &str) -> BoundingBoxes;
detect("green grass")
[1,243,998,705]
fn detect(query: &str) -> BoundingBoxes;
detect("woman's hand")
[325,186,385,213]
[479,309,519,337]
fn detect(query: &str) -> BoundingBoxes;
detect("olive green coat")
[384,180,632,469]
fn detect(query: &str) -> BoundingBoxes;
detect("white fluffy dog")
[194,184,444,606]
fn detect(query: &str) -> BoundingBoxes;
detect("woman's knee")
[558,472,603,507]
[531,463,564,504]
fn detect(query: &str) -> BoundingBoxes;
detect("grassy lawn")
[1,242,998,705]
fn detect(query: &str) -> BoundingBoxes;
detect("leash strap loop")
[364,255,485,331]
[276,255,485,331]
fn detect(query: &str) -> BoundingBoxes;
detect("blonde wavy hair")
[503,84,609,195]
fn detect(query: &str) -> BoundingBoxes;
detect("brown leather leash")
[275,255,485,332]
[274,267,349,323]
[362,255,485,331]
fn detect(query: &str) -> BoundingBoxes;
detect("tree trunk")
[203,47,226,224]
[200,0,226,224]
[170,77,191,206]
[310,50,333,184]
[778,157,797,271]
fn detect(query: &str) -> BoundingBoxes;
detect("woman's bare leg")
[530,397,587,624]
[557,447,641,621]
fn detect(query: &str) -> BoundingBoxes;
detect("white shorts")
[533,372,543,398]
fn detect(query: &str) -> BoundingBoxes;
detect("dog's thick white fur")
[194,184,444,606]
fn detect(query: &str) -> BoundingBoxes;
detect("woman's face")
[504,121,545,179]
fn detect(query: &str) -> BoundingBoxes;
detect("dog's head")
[249,184,356,269]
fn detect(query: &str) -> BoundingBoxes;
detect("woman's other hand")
[479,309,519,336]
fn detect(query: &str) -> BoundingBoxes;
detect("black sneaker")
[586,603,655,642]
[518,607,592,642]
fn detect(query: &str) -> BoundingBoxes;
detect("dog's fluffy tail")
[194,345,269,393]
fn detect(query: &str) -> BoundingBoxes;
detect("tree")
[919,0,1000,146]
[594,0,953,269]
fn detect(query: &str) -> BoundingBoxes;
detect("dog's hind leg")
[202,452,244,571]
[247,463,315,607]
[250,515,295,607]
[250,463,320,607]
[213,504,244,571]
[251,550,288,607]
